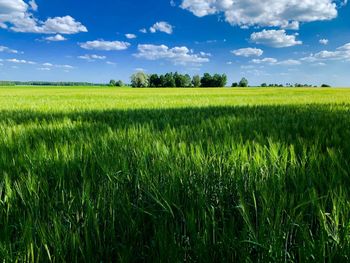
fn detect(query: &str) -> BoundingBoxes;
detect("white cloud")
[80,40,130,51]
[150,21,173,34]
[276,59,301,65]
[139,28,147,33]
[28,0,38,11]
[252,57,301,65]
[134,44,210,65]
[180,0,343,29]
[302,42,350,62]
[106,61,116,65]
[44,34,67,42]
[319,38,329,45]
[56,64,74,69]
[0,1,87,34]
[250,30,302,48]
[41,62,74,69]
[78,54,106,61]
[37,67,51,71]
[231,47,263,57]
[0,45,19,53]
[125,33,137,39]
[252,57,278,64]
[6,58,36,64]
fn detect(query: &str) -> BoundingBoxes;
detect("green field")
[1,87,350,262]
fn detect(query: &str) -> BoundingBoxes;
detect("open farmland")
[1,87,350,262]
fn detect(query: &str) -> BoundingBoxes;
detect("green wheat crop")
[0,87,350,262]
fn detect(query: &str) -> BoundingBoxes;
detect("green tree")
[149,74,161,87]
[231,82,238,87]
[174,72,192,87]
[192,75,201,87]
[109,79,116,86]
[201,73,212,87]
[213,74,227,87]
[131,72,149,88]
[164,73,176,87]
[239,77,249,87]
[115,80,124,87]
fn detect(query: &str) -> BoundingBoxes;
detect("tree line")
[126,72,229,88]
[0,81,107,86]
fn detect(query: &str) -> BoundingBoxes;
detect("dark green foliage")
[149,74,161,87]
[201,73,227,87]
[174,72,192,88]
[321,84,331,87]
[239,77,248,87]
[115,80,124,87]
[231,82,238,87]
[164,73,176,87]
[109,79,116,86]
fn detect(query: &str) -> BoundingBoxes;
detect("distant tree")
[131,72,149,88]
[184,74,192,87]
[213,74,227,87]
[159,75,166,87]
[192,75,201,87]
[231,82,238,87]
[201,73,212,87]
[321,84,331,87]
[115,80,124,87]
[239,77,248,87]
[149,74,161,87]
[261,83,267,87]
[109,79,116,86]
[174,72,191,87]
[164,73,176,87]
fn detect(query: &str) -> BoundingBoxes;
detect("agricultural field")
[1,87,350,262]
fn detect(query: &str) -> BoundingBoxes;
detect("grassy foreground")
[1,87,350,262]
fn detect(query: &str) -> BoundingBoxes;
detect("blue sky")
[1,0,350,86]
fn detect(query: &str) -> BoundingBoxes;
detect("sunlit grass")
[1,87,350,262]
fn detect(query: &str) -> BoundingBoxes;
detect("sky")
[0,0,350,86]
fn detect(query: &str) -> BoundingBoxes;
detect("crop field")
[1,87,350,262]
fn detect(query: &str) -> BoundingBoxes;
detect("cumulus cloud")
[180,0,344,29]
[0,45,19,53]
[319,38,329,45]
[78,54,107,61]
[134,44,210,65]
[150,21,173,34]
[302,42,350,62]
[0,0,87,34]
[44,34,67,41]
[252,57,301,65]
[6,58,35,64]
[125,33,137,39]
[231,47,263,57]
[79,40,130,51]
[252,57,278,64]
[41,62,74,69]
[250,30,302,48]
[28,0,38,11]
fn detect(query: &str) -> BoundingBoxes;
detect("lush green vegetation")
[130,72,228,88]
[1,87,350,262]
